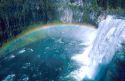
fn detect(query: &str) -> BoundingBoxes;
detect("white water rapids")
[68,15,125,81]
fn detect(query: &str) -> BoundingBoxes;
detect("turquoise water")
[0,25,96,81]
[0,22,125,81]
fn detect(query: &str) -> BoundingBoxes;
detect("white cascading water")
[88,15,125,80]
[68,15,125,81]
[90,15,125,63]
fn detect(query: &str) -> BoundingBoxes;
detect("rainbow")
[0,24,96,56]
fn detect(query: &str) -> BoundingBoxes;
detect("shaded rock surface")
[0,0,125,46]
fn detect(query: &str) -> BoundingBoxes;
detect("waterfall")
[90,15,125,64]
[88,15,125,80]
[67,15,125,81]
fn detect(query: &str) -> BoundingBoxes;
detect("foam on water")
[70,15,125,81]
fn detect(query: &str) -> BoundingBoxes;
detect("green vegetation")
[0,0,125,46]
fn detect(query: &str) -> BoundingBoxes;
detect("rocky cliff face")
[0,0,125,46]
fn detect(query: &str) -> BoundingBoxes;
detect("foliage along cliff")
[0,0,125,46]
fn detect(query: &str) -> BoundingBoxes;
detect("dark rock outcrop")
[0,0,125,46]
